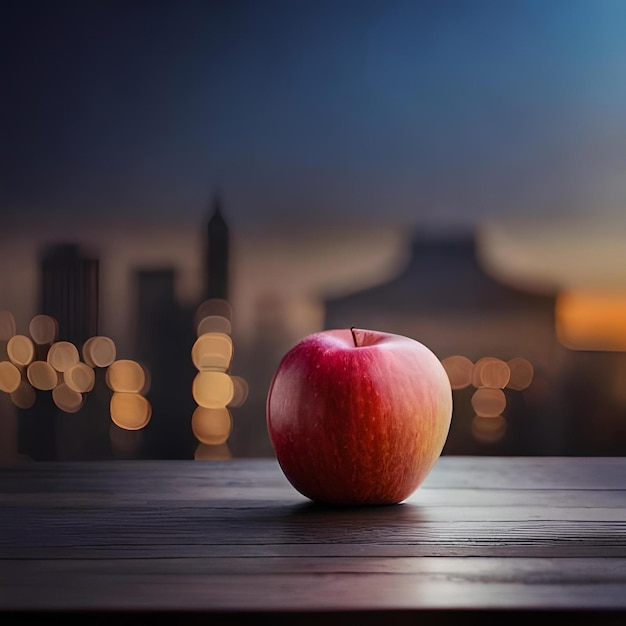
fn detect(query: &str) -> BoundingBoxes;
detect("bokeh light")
[10,381,36,409]
[194,298,232,336]
[7,335,35,367]
[0,313,155,428]
[194,442,232,461]
[83,336,117,368]
[64,362,96,393]
[110,392,152,430]
[191,332,233,372]
[27,360,58,391]
[472,415,507,444]
[506,357,534,391]
[106,359,146,393]
[192,371,234,408]
[191,406,232,445]
[228,376,249,408]
[28,315,58,345]
[52,383,84,413]
[441,355,473,389]
[0,361,21,393]
[471,357,510,389]
[109,423,143,456]
[197,315,232,336]
[47,341,80,372]
[471,388,507,417]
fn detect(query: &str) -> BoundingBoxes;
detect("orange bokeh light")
[27,360,58,391]
[471,387,507,417]
[106,360,146,393]
[83,336,117,368]
[191,406,232,445]
[110,392,152,430]
[192,371,234,408]
[47,341,80,373]
[0,361,21,393]
[29,315,58,345]
[471,357,510,389]
[191,332,233,372]
[7,335,35,368]
[441,355,473,389]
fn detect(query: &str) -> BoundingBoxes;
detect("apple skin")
[266,328,453,506]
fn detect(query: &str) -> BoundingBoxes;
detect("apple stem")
[350,327,358,347]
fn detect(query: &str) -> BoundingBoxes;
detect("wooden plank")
[1,456,626,618]
[4,555,626,579]
[3,501,625,553]
[1,456,625,492]
[2,559,626,612]
[3,487,626,508]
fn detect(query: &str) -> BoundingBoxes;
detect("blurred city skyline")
[2,204,626,461]
[2,1,626,459]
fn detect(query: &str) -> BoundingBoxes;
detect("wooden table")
[1,456,625,624]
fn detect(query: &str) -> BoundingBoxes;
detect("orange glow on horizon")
[556,290,626,351]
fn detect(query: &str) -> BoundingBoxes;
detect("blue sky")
[2,0,626,232]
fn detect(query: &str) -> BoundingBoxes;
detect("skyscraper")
[206,193,229,301]
[40,243,99,347]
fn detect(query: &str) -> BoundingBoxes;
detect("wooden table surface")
[1,456,626,624]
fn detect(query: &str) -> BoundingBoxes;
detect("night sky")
[2,0,626,234]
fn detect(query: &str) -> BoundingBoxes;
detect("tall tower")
[40,243,99,347]
[206,193,230,301]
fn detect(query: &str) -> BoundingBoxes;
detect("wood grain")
[1,456,625,622]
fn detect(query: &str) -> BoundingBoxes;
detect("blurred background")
[1,0,626,462]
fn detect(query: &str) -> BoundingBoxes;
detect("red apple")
[266,328,453,506]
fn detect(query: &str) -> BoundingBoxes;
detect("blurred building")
[325,233,560,364]
[134,267,196,459]
[4,210,626,459]
[17,242,105,461]
[40,243,99,347]
[324,231,626,456]
[206,193,230,301]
